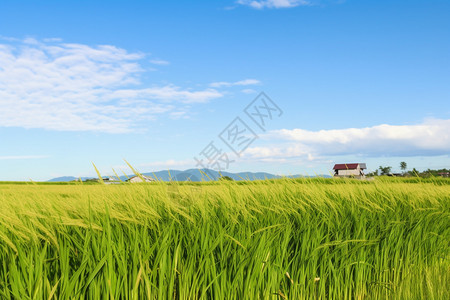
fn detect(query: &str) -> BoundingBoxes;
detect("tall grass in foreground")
[0,178,449,299]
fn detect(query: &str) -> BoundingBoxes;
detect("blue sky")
[0,0,449,181]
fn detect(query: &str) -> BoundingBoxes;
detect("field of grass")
[0,177,449,299]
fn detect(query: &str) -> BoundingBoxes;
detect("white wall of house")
[337,165,362,176]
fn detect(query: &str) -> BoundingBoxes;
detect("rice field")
[0,177,449,299]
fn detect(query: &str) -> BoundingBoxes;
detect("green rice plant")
[0,177,448,299]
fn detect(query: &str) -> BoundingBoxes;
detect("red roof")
[333,163,360,170]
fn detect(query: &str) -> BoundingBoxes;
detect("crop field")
[0,177,449,299]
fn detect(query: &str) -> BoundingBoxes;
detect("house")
[127,175,155,183]
[437,172,450,178]
[333,163,366,178]
[102,177,121,184]
[102,177,119,182]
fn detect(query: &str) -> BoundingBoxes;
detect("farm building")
[127,175,155,183]
[102,177,121,184]
[333,163,366,178]
[102,177,119,182]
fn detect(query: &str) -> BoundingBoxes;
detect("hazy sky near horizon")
[0,0,449,181]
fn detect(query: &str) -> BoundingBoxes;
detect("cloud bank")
[0,38,222,133]
[243,119,450,160]
[237,0,310,9]
[210,79,261,88]
[149,59,170,66]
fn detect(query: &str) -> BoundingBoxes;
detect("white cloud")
[237,0,310,9]
[108,86,223,104]
[210,79,261,88]
[243,119,450,160]
[150,59,170,65]
[170,111,188,119]
[241,88,257,94]
[0,38,223,133]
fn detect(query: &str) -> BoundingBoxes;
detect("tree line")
[366,162,449,177]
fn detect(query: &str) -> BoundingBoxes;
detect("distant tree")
[400,162,407,173]
[379,166,392,176]
[405,168,449,178]
[219,175,234,181]
[424,168,434,178]
[366,169,379,177]
[411,168,420,176]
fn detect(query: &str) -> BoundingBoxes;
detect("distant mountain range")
[48,169,331,182]
[47,176,95,182]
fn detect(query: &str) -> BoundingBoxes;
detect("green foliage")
[378,166,392,175]
[218,175,234,181]
[400,161,407,171]
[0,178,449,298]
[366,169,379,177]
[413,168,450,178]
